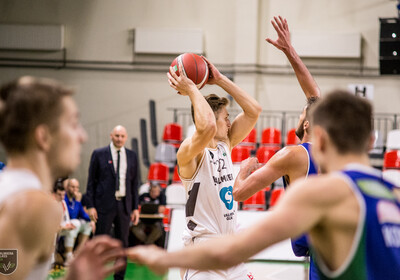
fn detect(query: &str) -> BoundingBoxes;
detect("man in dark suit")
[86,125,139,280]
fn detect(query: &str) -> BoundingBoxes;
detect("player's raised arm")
[168,64,217,178]
[203,57,262,149]
[266,16,320,99]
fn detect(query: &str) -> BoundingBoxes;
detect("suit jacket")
[86,145,139,215]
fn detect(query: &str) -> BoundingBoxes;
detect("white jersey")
[0,169,52,280]
[181,141,238,245]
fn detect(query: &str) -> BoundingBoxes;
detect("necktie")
[116,150,120,191]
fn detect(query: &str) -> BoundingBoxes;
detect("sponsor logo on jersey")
[213,173,234,185]
[219,186,234,210]
[377,200,400,248]
[377,200,400,224]
[358,180,396,200]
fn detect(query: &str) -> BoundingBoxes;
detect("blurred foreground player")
[128,91,400,280]
[0,77,125,279]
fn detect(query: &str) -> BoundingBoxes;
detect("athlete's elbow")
[197,121,217,138]
[245,106,262,121]
[254,104,262,116]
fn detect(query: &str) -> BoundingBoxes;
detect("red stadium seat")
[269,187,284,207]
[384,150,400,169]
[286,128,300,146]
[148,162,169,188]
[231,145,251,163]
[256,146,276,164]
[383,150,400,185]
[242,190,266,211]
[261,128,281,151]
[240,128,257,151]
[163,207,171,232]
[172,165,181,183]
[163,123,183,148]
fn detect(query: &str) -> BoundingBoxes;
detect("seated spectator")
[63,178,95,262]
[51,178,75,268]
[131,183,166,245]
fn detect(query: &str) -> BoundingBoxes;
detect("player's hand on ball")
[167,64,197,96]
[201,56,223,85]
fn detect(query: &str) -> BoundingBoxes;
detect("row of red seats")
[240,127,299,147]
[162,123,300,150]
[232,145,277,164]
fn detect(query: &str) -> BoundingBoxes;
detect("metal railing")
[168,107,399,147]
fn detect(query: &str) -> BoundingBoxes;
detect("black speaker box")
[379,18,400,75]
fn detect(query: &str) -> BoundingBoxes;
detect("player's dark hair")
[310,90,373,154]
[0,76,73,155]
[191,94,229,125]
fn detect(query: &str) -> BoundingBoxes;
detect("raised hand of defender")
[266,16,291,52]
[167,63,197,96]
[126,245,168,276]
[201,56,223,85]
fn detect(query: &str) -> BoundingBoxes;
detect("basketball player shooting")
[165,57,261,279]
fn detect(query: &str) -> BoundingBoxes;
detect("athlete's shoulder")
[290,173,352,205]
[271,145,308,167]
[1,190,61,238]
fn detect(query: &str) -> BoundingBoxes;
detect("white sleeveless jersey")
[0,169,52,280]
[181,141,238,245]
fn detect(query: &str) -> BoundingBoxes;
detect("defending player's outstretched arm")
[233,16,320,202]
[266,16,320,100]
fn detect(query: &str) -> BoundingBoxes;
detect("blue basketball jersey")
[289,142,319,279]
[314,164,400,279]
[282,142,318,188]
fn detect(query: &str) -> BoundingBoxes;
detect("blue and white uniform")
[314,164,400,279]
[283,142,319,279]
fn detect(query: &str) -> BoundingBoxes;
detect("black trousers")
[96,199,130,280]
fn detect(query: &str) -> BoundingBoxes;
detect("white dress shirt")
[110,143,127,198]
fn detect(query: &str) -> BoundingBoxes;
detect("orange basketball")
[170,53,209,89]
